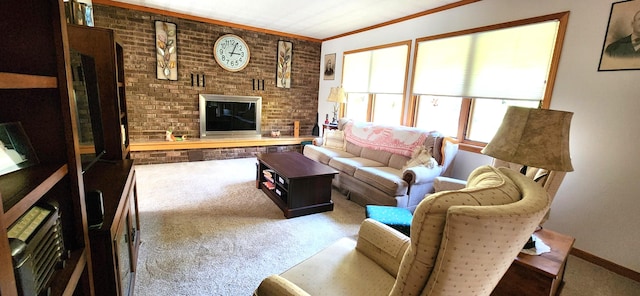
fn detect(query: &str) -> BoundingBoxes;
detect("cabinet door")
[114,207,132,296]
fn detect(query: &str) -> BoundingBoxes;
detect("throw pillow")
[403,145,436,170]
[322,130,346,150]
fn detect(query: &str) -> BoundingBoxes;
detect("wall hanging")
[324,53,336,80]
[598,0,640,71]
[156,20,178,80]
[276,40,292,88]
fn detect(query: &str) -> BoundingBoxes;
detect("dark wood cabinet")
[67,24,130,161]
[0,0,94,295]
[83,160,139,296]
[67,25,138,296]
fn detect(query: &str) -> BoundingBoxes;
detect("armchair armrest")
[356,219,410,277]
[254,275,310,296]
[433,176,467,192]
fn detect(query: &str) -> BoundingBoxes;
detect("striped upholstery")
[255,165,551,296]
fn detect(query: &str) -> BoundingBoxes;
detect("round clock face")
[213,34,250,72]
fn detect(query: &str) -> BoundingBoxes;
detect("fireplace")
[199,94,262,138]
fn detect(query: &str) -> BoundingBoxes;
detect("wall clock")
[213,34,251,72]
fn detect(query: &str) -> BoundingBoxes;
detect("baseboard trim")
[571,247,640,283]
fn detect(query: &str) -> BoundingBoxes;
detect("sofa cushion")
[280,237,395,296]
[391,165,520,296]
[322,129,346,150]
[361,147,393,165]
[423,132,444,165]
[354,166,408,196]
[303,145,355,165]
[345,141,363,156]
[388,154,411,170]
[329,157,385,176]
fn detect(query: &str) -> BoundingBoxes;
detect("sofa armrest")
[312,137,323,146]
[403,165,443,185]
[254,275,311,296]
[356,219,410,277]
[433,176,467,192]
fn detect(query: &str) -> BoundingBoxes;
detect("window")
[411,12,569,149]
[342,41,411,125]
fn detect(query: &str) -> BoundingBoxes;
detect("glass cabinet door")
[114,208,132,296]
[127,181,140,272]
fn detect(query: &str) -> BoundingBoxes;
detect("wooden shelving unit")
[68,24,130,161]
[67,24,138,296]
[0,0,94,295]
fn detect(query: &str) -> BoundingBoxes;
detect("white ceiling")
[112,0,462,40]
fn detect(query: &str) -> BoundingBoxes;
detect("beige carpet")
[132,157,365,296]
[132,157,640,296]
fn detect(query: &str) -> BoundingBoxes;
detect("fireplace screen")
[199,94,262,138]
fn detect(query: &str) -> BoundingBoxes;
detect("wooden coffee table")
[256,152,338,218]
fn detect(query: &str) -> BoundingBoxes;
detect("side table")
[322,123,338,135]
[492,228,575,296]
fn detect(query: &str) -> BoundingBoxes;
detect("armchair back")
[391,166,550,296]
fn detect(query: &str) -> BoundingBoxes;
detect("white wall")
[319,0,640,272]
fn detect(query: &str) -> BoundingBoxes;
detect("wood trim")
[130,136,316,152]
[92,0,322,43]
[571,247,640,283]
[0,72,57,89]
[541,11,570,109]
[416,11,571,43]
[458,142,483,154]
[343,40,412,55]
[323,0,481,41]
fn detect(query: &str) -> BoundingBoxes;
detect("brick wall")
[132,145,301,165]
[92,5,321,143]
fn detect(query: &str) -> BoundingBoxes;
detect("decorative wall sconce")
[191,73,205,87]
[252,79,265,91]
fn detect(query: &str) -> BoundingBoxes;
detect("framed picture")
[0,122,39,176]
[598,0,640,71]
[276,40,292,88]
[324,53,336,80]
[156,20,178,80]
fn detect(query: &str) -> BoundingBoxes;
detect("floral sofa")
[303,119,458,210]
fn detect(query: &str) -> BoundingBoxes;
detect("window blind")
[413,20,559,101]
[343,44,408,94]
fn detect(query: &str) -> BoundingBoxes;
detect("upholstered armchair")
[254,165,551,296]
[435,159,566,224]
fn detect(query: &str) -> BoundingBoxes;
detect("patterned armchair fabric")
[255,165,551,296]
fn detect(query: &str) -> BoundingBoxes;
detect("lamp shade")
[481,106,574,172]
[327,87,346,103]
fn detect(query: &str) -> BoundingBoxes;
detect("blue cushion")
[365,205,412,236]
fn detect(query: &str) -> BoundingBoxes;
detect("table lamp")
[482,106,574,248]
[326,87,346,125]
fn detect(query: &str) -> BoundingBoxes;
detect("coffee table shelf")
[257,152,338,218]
